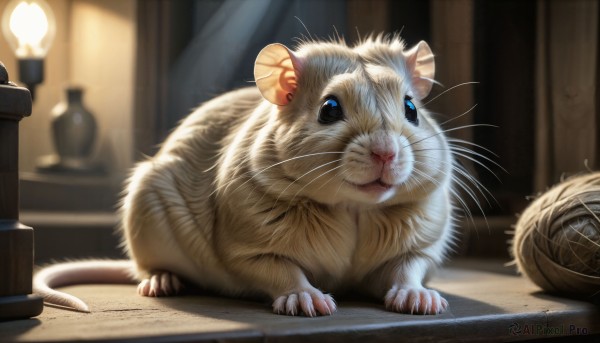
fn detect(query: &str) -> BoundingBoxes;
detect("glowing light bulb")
[9,2,49,57]
[1,0,55,99]
[2,0,55,58]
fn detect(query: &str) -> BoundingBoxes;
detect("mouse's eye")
[404,96,418,126]
[318,96,344,124]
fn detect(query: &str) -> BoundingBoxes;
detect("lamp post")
[0,61,43,320]
[1,0,56,100]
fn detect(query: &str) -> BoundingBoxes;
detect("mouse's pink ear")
[403,41,435,99]
[254,43,303,106]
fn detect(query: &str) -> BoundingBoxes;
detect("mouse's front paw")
[384,285,448,315]
[137,271,183,297]
[272,289,337,317]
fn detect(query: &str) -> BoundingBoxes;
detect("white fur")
[34,36,456,316]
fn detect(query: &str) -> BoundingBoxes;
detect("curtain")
[166,0,347,130]
[134,0,347,156]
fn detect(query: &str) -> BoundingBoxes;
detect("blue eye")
[318,96,344,124]
[404,96,418,126]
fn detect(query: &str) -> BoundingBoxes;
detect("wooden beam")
[535,0,599,189]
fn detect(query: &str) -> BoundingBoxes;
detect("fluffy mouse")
[35,35,456,316]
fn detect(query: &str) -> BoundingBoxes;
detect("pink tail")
[33,260,136,312]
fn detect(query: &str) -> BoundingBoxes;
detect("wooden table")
[1,261,599,342]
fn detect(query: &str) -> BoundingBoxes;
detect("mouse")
[34,34,457,316]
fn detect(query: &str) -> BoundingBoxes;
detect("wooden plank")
[535,0,600,190]
[429,0,481,212]
[546,0,598,183]
[534,0,552,192]
[429,0,474,144]
[1,262,598,342]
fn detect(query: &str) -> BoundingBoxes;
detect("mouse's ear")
[404,41,435,99]
[254,43,303,106]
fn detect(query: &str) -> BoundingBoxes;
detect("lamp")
[1,0,56,100]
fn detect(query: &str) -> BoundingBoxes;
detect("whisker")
[273,159,342,205]
[418,81,479,109]
[439,104,478,126]
[210,151,344,197]
[414,145,504,181]
[286,165,344,212]
[412,165,476,228]
[413,155,498,208]
[451,161,497,209]
[295,16,314,41]
[333,169,351,199]
[404,165,424,194]
[263,165,343,229]
[414,144,502,170]
[317,164,346,192]
[449,147,506,179]
[447,138,500,158]
[412,157,492,231]
[403,123,497,151]
[254,157,343,216]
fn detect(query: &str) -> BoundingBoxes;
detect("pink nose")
[371,150,396,163]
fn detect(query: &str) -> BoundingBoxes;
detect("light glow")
[2,0,55,58]
[9,2,48,57]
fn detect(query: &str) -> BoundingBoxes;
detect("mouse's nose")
[370,131,398,165]
[371,149,396,164]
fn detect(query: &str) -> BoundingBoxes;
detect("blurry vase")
[52,87,96,159]
[37,86,103,174]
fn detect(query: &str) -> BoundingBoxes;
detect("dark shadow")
[0,318,41,343]
[136,287,513,343]
[149,282,499,319]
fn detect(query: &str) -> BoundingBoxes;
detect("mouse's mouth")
[346,178,394,194]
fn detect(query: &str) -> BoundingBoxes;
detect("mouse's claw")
[137,271,183,297]
[272,289,336,317]
[384,285,447,315]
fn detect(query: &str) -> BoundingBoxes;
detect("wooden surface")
[1,261,598,342]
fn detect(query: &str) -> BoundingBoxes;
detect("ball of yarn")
[512,172,600,299]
